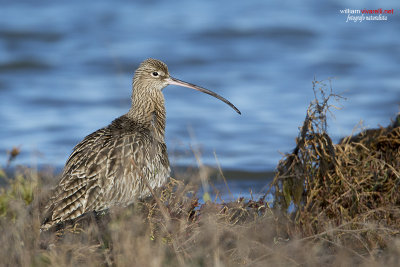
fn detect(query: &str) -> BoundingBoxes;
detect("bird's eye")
[152,72,159,77]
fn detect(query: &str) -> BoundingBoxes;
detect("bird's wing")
[41,127,147,229]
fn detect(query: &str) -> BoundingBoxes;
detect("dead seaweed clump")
[272,79,400,262]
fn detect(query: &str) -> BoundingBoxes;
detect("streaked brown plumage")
[41,58,240,231]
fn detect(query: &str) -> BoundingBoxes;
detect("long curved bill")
[166,77,241,115]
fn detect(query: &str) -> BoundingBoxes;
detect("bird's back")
[41,115,170,231]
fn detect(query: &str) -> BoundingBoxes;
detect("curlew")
[41,59,240,231]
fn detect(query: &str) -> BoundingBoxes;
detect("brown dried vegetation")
[272,79,400,265]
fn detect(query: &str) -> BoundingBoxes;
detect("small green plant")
[0,167,38,219]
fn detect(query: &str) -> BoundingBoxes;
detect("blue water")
[0,1,399,173]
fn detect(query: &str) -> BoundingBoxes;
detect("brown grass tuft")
[272,78,400,263]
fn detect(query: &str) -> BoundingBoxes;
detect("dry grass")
[271,79,400,265]
[1,79,399,266]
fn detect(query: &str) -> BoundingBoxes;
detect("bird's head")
[133,58,170,91]
[133,58,241,115]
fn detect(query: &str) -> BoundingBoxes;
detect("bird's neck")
[127,87,166,141]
